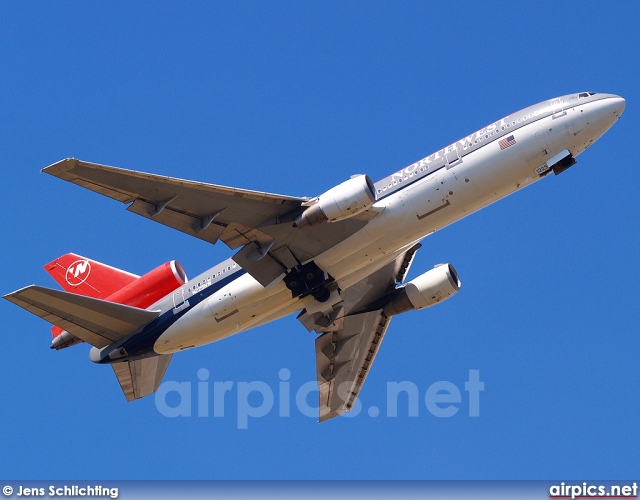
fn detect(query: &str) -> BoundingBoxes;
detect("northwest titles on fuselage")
[376,96,579,197]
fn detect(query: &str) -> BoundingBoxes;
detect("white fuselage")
[153,93,624,354]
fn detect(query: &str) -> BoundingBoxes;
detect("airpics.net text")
[154,368,484,429]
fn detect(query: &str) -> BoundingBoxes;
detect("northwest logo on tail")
[65,259,91,286]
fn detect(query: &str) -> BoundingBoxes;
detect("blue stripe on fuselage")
[99,269,247,363]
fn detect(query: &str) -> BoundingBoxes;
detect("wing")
[43,159,375,287]
[299,243,421,422]
[314,310,391,421]
[112,355,173,402]
[4,285,159,348]
[43,158,305,248]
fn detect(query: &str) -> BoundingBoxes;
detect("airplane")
[5,91,625,422]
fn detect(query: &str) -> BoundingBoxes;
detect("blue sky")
[1,2,638,480]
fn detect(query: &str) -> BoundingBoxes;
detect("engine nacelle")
[294,174,376,228]
[50,329,82,350]
[383,264,461,316]
[107,260,188,309]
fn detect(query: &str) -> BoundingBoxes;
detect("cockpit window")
[579,93,589,98]
[588,92,597,95]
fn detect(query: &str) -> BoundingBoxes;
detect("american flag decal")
[499,135,516,150]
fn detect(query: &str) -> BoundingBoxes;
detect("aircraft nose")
[609,95,626,118]
[588,95,625,136]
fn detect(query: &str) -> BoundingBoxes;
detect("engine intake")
[294,174,376,228]
[383,264,461,316]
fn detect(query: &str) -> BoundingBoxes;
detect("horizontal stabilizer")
[4,285,159,348]
[112,355,173,402]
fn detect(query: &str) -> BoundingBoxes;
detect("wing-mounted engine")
[383,264,461,316]
[301,247,461,422]
[293,174,376,228]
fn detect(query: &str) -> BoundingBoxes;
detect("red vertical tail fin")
[44,253,139,299]
[43,253,187,347]
[44,253,140,342]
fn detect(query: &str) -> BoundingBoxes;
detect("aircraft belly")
[154,286,297,353]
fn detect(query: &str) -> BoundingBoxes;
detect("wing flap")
[316,310,391,421]
[127,198,227,245]
[305,244,422,422]
[112,355,173,402]
[232,241,286,287]
[43,159,305,239]
[4,285,159,348]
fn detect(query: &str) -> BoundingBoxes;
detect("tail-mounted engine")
[106,260,187,309]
